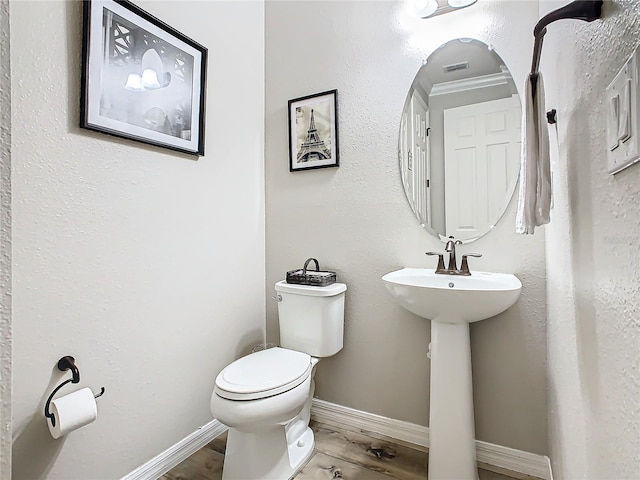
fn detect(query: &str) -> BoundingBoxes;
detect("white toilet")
[210,280,347,480]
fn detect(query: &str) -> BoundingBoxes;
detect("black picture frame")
[80,0,207,156]
[288,90,339,172]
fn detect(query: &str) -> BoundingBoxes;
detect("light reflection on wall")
[393,0,494,59]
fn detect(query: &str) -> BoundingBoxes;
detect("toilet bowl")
[210,347,318,480]
[210,280,347,480]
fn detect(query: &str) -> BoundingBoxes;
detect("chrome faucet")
[426,236,482,275]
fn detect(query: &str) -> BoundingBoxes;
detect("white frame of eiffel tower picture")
[288,90,339,172]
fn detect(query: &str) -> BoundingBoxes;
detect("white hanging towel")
[516,73,551,234]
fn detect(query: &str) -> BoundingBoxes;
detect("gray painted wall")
[541,0,640,477]
[8,0,638,476]
[10,1,265,478]
[265,0,548,455]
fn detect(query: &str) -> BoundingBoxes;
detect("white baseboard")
[311,398,552,480]
[121,400,551,480]
[120,419,228,480]
[311,397,431,448]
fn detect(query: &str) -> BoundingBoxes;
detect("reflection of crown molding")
[430,71,512,96]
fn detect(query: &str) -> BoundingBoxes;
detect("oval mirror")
[399,38,521,243]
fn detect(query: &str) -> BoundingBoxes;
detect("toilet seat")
[215,347,311,401]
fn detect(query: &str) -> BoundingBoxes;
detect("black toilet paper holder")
[44,356,105,427]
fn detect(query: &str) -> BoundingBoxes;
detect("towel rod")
[529,0,603,123]
[530,0,603,77]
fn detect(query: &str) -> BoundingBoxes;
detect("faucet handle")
[426,252,446,273]
[460,253,482,276]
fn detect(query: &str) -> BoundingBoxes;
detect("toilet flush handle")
[272,294,282,302]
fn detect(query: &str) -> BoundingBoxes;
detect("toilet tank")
[275,281,347,357]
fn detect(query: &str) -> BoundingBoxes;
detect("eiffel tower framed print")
[288,90,339,172]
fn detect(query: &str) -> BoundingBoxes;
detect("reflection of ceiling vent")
[443,61,469,73]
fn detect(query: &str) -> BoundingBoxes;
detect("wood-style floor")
[161,421,542,480]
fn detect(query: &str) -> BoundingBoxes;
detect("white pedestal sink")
[382,268,522,480]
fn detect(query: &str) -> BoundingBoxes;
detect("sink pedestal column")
[428,320,478,480]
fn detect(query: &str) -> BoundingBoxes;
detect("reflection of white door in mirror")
[443,95,521,239]
[399,38,521,243]
[400,90,432,227]
[411,91,431,227]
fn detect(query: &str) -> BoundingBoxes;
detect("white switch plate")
[605,47,640,174]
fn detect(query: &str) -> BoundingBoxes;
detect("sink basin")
[382,268,522,323]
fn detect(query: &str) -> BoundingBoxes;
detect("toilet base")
[286,425,314,475]
[222,425,314,480]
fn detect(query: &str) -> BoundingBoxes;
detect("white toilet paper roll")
[47,387,97,439]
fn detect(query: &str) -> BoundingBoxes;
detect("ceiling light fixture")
[414,0,477,18]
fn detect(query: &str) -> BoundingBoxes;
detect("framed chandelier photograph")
[80,0,207,156]
[288,90,339,172]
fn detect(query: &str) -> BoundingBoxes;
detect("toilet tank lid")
[275,280,346,296]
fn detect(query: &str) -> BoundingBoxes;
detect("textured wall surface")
[265,0,548,454]
[540,0,640,477]
[0,1,12,479]
[10,1,265,478]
